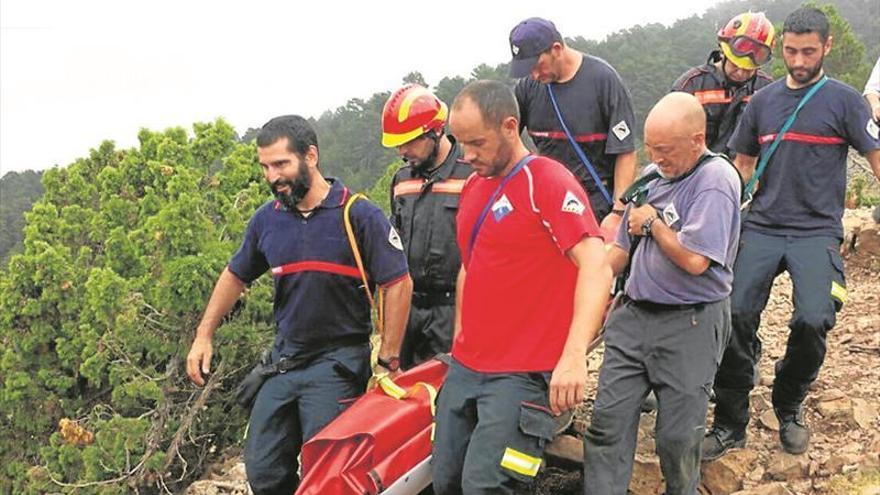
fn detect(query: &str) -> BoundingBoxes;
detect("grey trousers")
[433,359,557,495]
[583,297,730,495]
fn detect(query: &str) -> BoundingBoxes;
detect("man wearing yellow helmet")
[381,84,473,370]
[672,12,776,158]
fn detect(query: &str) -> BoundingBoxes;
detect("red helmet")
[381,85,448,148]
[717,12,776,70]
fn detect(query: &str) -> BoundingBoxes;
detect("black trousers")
[400,299,454,370]
[713,230,846,429]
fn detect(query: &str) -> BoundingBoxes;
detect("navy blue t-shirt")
[730,77,880,239]
[515,55,636,199]
[228,179,409,353]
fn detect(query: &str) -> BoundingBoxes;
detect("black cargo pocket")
[827,247,847,312]
[499,402,555,482]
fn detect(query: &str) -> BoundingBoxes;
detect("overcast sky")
[0,0,721,176]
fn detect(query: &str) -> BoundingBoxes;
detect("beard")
[657,167,674,180]
[270,161,311,211]
[404,134,440,173]
[787,55,824,85]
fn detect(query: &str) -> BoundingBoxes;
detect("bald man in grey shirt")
[583,93,741,495]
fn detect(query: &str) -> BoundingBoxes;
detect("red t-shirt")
[454,156,601,372]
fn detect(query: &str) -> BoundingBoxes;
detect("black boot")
[777,407,809,454]
[701,424,746,461]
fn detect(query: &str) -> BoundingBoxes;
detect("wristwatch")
[377,356,400,372]
[641,215,659,237]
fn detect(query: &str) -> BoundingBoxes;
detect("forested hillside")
[0,123,275,493]
[0,171,44,265]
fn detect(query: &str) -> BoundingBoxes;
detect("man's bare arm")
[186,267,246,386]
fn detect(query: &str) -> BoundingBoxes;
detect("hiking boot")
[777,407,809,454]
[701,425,746,461]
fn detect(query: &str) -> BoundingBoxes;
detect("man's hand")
[549,351,588,415]
[368,365,402,390]
[626,204,658,236]
[186,336,213,387]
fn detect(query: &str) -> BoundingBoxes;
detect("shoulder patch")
[612,120,631,141]
[561,191,586,215]
[867,118,879,141]
[388,226,403,251]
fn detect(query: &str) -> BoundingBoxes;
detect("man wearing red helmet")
[382,85,473,370]
[672,12,775,158]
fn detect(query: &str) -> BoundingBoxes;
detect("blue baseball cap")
[508,17,563,78]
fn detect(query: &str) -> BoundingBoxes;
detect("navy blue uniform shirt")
[229,179,409,354]
[730,77,880,239]
[515,54,636,197]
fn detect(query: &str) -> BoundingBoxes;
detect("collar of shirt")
[274,177,350,214]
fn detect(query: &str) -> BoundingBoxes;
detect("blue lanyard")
[547,84,614,205]
[467,155,536,259]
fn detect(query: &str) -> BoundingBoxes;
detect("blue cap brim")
[509,56,539,78]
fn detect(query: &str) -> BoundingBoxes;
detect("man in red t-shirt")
[431,80,612,494]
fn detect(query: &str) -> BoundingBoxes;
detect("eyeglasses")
[724,35,772,67]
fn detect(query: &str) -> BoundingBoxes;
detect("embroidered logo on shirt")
[867,119,880,141]
[561,191,586,215]
[492,194,514,222]
[662,202,680,227]
[612,120,631,141]
[512,45,520,56]
[388,226,403,250]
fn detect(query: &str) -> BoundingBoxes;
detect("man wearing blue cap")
[510,17,637,235]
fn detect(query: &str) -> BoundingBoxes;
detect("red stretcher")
[295,358,447,495]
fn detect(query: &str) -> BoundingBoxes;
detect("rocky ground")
[188,208,880,495]
[535,207,880,495]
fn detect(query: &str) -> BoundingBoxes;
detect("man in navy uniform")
[705,8,880,459]
[186,115,413,494]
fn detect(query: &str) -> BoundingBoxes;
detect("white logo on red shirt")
[492,194,514,222]
[561,191,585,215]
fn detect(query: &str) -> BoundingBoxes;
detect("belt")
[622,294,707,312]
[275,333,368,372]
[412,290,455,307]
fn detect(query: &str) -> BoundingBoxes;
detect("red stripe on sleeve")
[758,132,847,145]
